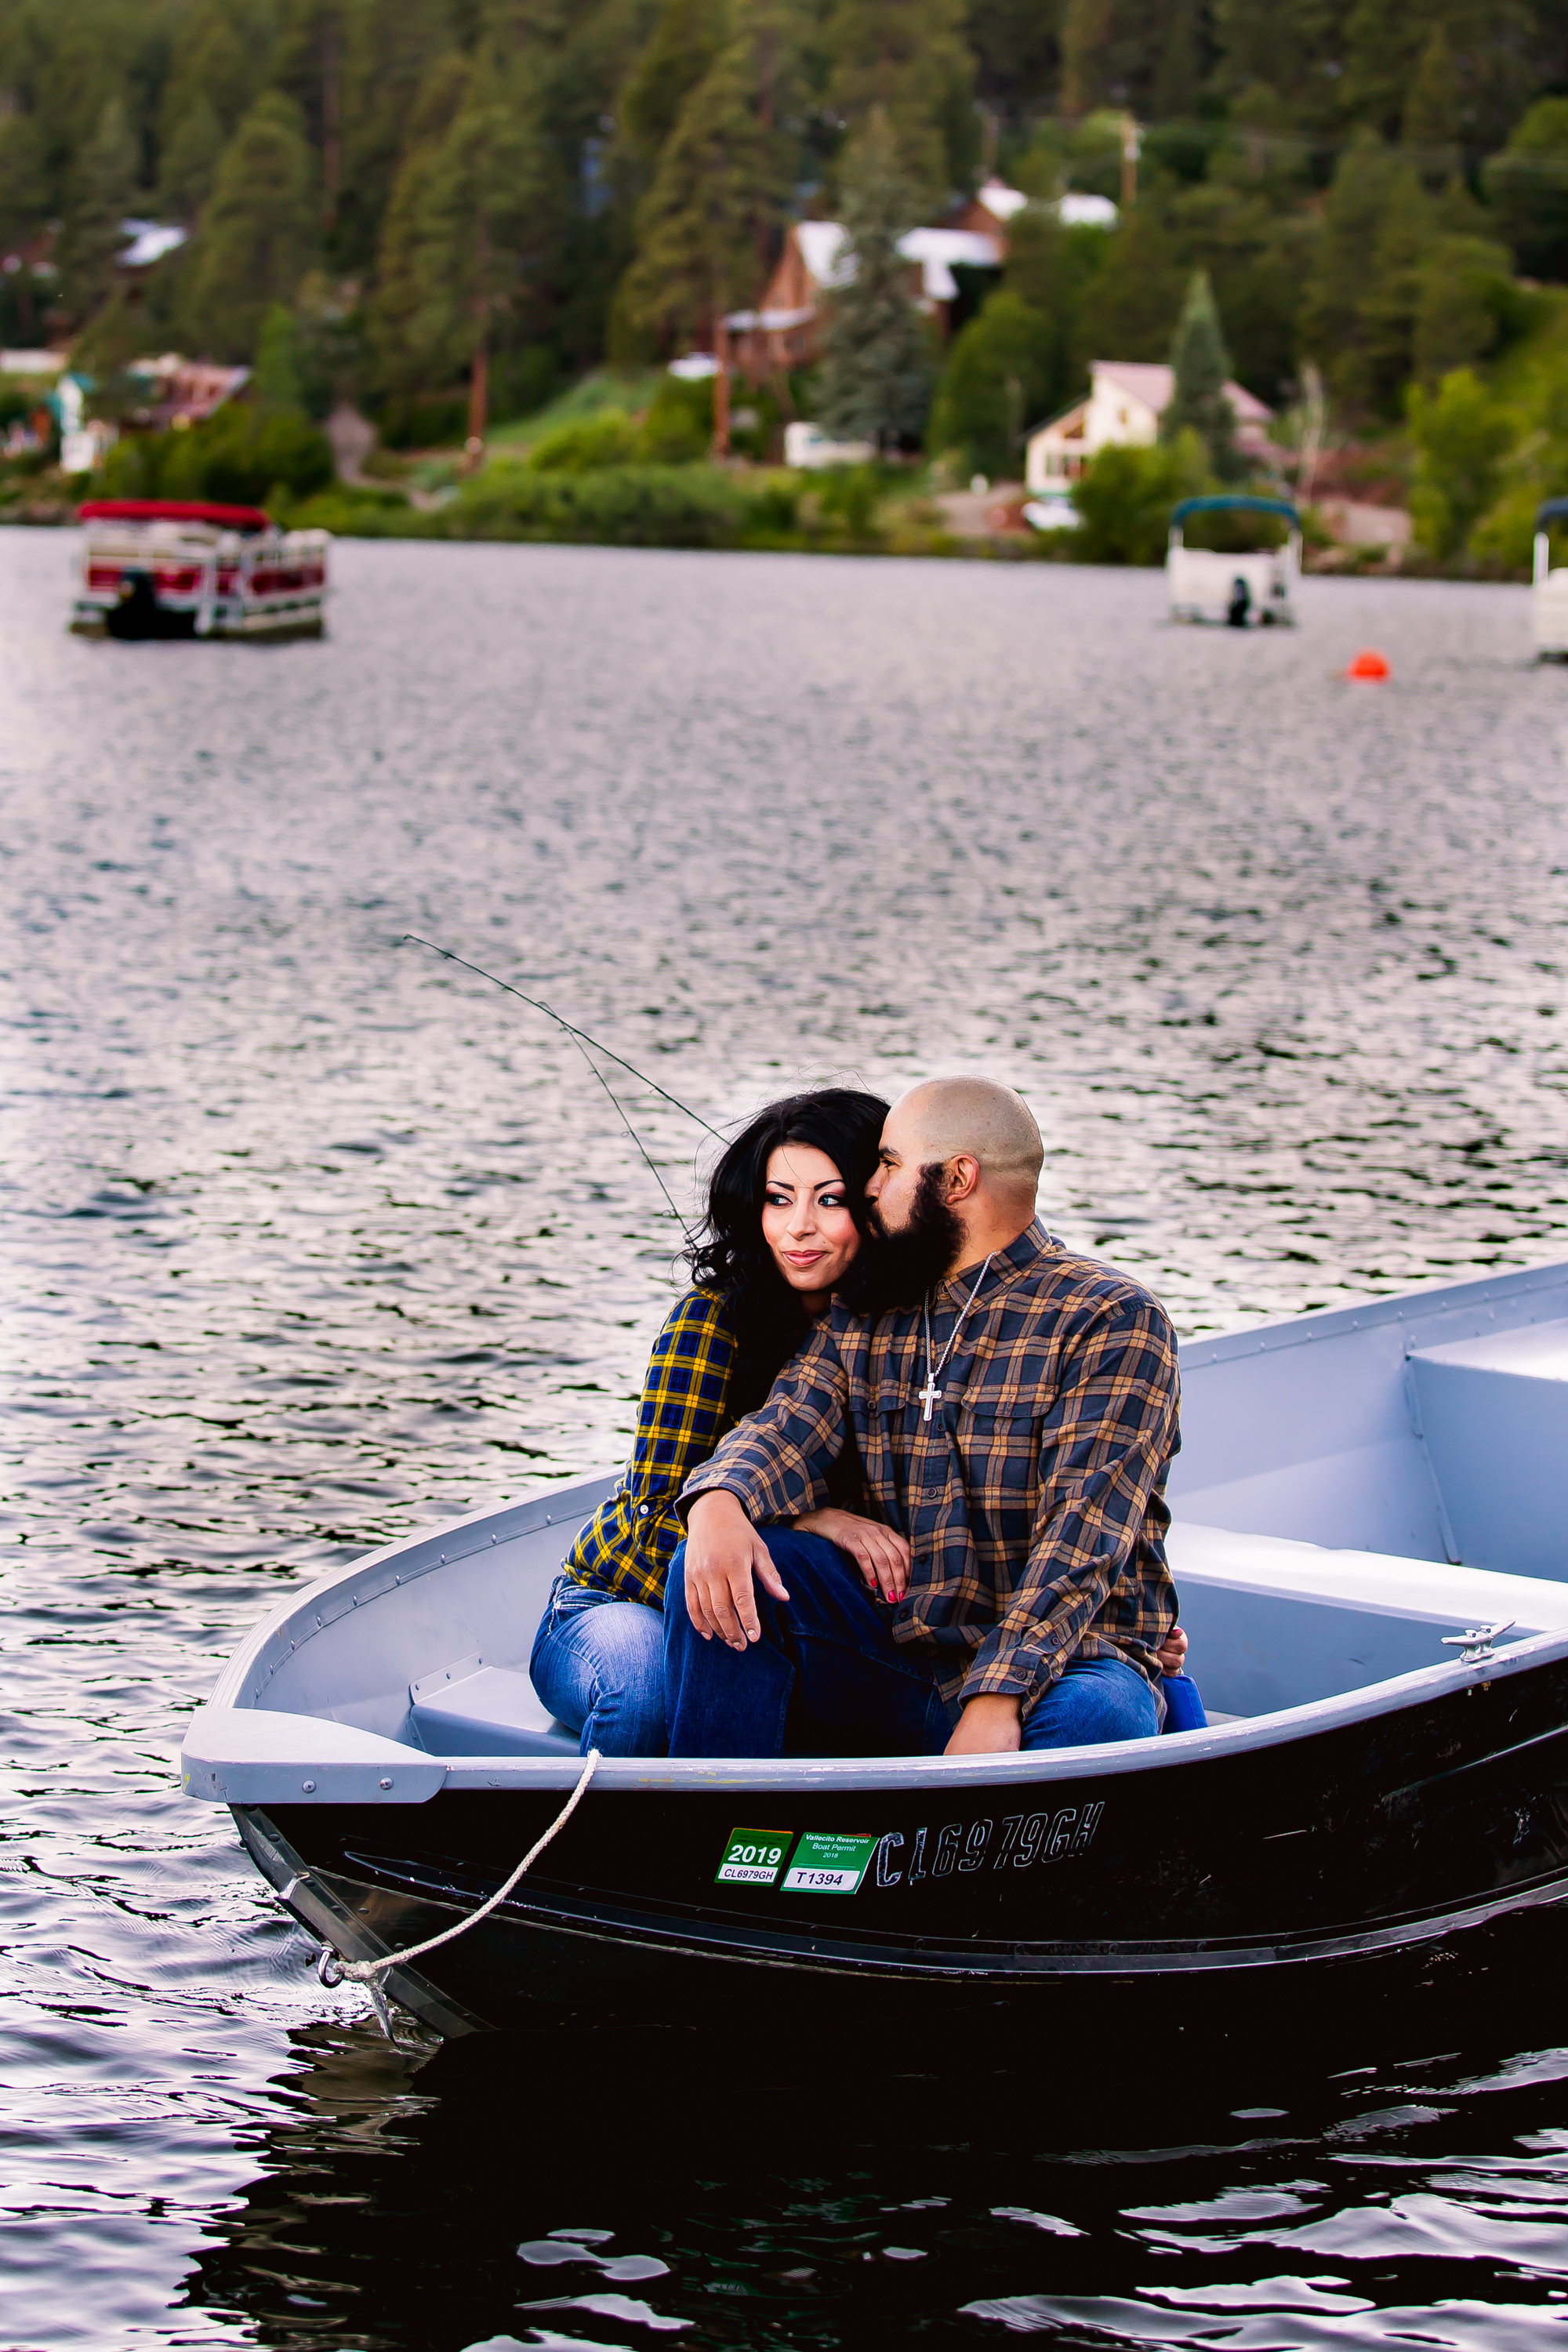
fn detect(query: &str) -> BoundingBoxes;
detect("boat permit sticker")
[714,1828,793,1886]
[781,1831,879,1894]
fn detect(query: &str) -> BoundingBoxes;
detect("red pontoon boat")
[71,499,328,641]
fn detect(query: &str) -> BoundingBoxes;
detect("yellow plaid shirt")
[562,1287,739,1606]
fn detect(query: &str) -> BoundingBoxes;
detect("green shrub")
[640,373,712,462]
[929,290,1060,480]
[1406,368,1516,560]
[525,411,644,471]
[100,403,335,506]
[1070,431,1209,565]
[444,462,755,546]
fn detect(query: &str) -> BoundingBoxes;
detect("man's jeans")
[662,1528,1162,1759]
[529,1576,666,1756]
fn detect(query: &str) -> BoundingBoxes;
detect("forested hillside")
[7,0,1568,558]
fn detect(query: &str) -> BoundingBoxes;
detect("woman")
[530,1087,900,1755]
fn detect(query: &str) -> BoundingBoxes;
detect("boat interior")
[205,1259,1568,1771]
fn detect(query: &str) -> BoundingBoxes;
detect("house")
[122,354,252,430]
[1025,360,1274,493]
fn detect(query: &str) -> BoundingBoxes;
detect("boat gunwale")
[1179,1252,1568,1370]
[184,1470,1568,1800]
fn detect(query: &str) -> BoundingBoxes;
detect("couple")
[531,1075,1189,1760]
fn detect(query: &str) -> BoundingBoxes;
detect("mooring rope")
[315,1748,601,1988]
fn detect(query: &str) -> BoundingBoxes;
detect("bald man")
[666,1076,1184,1759]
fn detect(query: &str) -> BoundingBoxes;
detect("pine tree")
[1299,129,1401,408]
[818,115,933,452]
[1485,96,1568,282]
[621,0,795,347]
[371,63,553,439]
[255,302,307,408]
[182,93,318,360]
[337,0,457,271]
[823,0,976,207]
[56,96,138,328]
[619,0,731,169]
[1356,162,1432,415]
[1161,268,1243,479]
[368,52,472,394]
[1403,25,1460,180]
[158,96,227,223]
[1076,201,1185,365]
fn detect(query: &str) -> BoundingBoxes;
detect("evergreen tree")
[1403,25,1460,182]
[56,96,137,328]
[1076,199,1185,364]
[337,0,458,271]
[0,110,47,258]
[158,96,227,222]
[823,0,976,207]
[1485,96,1568,281]
[928,288,1058,478]
[182,93,318,359]
[1413,233,1512,385]
[618,0,731,169]
[1356,162,1432,413]
[1161,267,1242,479]
[368,51,471,393]
[371,64,551,435]
[255,300,307,407]
[621,0,795,347]
[1299,129,1401,407]
[817,115,932,451]
[157,0,279,155]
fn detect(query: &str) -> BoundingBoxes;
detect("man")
[665,1076,1182,1758]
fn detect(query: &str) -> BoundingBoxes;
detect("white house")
[1025,361,1274,494]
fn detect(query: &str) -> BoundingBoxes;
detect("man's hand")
[1155,1624,1189,1676]
[684,1490,790,1650]
[945,1693,1022,1755]
[792,1507,911,1602]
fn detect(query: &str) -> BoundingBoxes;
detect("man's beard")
[851,1163,965,1314]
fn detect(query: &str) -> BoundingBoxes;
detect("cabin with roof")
[1025,361,1274,493]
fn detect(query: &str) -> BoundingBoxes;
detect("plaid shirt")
[681,1221,1180,1719]
[563,1288,739,1606]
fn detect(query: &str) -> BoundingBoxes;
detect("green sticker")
[781,1831,879,1894]
[715,1827,793,1886]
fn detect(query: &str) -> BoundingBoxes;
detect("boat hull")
[238,1646,1568,2031]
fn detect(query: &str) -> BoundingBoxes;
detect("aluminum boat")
[181,1257,1568,2034]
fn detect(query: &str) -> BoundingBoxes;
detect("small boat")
[1167,493,1299,626]
[71,498,328,641]
[1533,498,1568,658]
[182,1255,1568,2033]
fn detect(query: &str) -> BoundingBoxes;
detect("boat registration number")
[714,1829,793,1886]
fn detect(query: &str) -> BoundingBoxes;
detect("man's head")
[861,1078,1044,1305]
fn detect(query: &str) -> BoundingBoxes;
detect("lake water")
[2,527,1566,2349]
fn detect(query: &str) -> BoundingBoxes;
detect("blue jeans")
[662,1529,1161,1759]
[529,1576,667,1756]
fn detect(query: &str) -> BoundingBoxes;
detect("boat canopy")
[1534,497,1568,531]
[1171,494,1298,528]
[76,498,273,532]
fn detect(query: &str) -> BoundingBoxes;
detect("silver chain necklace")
[917,1255,995,1422]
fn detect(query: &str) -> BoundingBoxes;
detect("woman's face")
[760,1143,862,1308]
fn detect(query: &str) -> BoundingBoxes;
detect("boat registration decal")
[715,1828,793,1886]
[780,1832,879,1894]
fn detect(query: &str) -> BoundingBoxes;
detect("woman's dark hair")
[686,1086,889,1415]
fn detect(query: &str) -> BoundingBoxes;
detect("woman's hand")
[793,1508,911,1602]
[1156,1624,1189,1677]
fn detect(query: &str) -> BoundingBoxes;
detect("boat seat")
[408,1654,579,1758]
[1406,1319,1568,1581]
[1167,1520,1568,1720]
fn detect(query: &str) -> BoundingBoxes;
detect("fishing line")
[399,931,720,1232]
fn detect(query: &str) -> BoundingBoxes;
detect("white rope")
[319,1747,601,1987]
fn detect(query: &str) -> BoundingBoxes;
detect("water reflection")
[186,1918,1568,2350]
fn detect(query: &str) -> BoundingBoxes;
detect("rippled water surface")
[2,527,1567,2348]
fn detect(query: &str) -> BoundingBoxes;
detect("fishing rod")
[399,932,721,1232]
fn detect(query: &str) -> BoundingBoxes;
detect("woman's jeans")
[662,1528,1162,1759]
[529,1576,667,1756]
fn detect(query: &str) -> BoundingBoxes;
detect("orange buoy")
[1347,648,1390,680]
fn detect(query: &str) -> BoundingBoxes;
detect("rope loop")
[315,1748,601,1990]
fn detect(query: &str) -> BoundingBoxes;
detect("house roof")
[1093,359,1272,423]
[793,219,1002,305]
